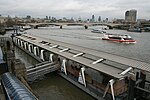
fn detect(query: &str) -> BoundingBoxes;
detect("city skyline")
[0,0,150,20]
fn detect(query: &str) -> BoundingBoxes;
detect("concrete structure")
[0,36,39,100]
[125,9,137,22]
[13,34,150,100]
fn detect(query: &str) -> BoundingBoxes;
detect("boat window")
[109,37,122,39]
[123,38,133,40]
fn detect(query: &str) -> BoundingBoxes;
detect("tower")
[125,9,137,22]
[92,15,95,22]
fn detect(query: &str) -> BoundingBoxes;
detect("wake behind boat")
[102,33,136,43]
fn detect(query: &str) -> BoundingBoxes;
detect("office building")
[125,9,137,22]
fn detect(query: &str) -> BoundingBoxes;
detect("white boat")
[91,29,106,33]
[22,25,31,30]
[102,33,136,43]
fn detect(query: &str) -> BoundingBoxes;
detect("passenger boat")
[102,34,136,43]
[91,29,106,33]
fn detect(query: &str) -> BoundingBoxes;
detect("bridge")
[12,34,150,100]
[20,22,123,29]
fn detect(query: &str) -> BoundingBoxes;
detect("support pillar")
[128,76,136,100]
[139,70,146,88]
[20,40,22,47]
[61,59,67,75]
[34,47,37,56]
[78,67,86,87]
[40,49,45,61]
[34,25,38,29]
[60,25,62,29]
[17,39,20,46]
[49,53,54,62]
[138,70,146,98]
[28,44,31,52]
[84,25,88,29]
[24,42,27,50]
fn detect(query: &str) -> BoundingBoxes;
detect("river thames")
[12,26,150,100]
[27,26,150,63]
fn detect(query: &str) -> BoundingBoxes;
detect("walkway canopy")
[1,72,38,100]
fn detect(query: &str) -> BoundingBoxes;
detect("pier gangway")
[1,72,38,100]
[26,61,60,82]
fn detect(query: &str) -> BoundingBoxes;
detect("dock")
[12,34,150,100]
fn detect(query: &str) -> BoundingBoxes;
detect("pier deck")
[15,34,150,79]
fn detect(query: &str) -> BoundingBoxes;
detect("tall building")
[98,16,101,22]
[92,15,95,22]
[125,9,137,22]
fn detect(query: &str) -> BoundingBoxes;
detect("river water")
[11,26,150,100]
[26,26,150,63]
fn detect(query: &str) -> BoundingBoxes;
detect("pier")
[12,34,150,100]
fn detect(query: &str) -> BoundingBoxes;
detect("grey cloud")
[0,0,149,20]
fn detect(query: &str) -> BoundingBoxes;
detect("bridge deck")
[16,34,150,79]
[26,22,122,27]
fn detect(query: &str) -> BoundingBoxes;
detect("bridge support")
[40,49,45,61]
[60,25,62,29]
[107,26,113,29]
[84,25,88,29]
[34,25,38,29]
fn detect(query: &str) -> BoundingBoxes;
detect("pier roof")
[16,34,150,79]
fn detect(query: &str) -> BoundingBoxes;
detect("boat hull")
[102,38,136,43]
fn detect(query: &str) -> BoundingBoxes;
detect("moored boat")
[102,34,136,43]
[127,28,141,32]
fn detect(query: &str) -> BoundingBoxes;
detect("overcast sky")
[0,0,150,20]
